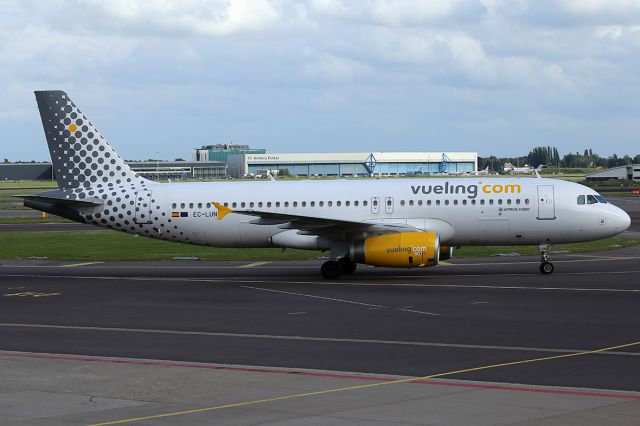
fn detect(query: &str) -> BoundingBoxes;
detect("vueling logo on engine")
[410,182,521,199]
[386,246,428,255]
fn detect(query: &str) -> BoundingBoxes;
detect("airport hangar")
[1,151,478,180]
[227,152,478,178]
[586,164,640,182]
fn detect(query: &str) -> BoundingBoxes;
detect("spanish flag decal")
[171,212,180,218]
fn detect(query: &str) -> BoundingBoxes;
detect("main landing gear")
[321,257,357,279]
[539,244,554,274]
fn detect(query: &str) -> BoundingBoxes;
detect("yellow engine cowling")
[350,232,440,268]
[439,245,453,261]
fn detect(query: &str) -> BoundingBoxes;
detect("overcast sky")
[1,0,640,161]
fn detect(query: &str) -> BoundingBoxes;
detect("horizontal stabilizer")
[14,190,103,207]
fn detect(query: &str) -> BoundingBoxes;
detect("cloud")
[304,54,372,82]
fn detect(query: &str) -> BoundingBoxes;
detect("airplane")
[504,163,544,175]
[21,90,631,279]
[472,166,490,176]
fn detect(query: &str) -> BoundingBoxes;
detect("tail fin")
[35,90,146,190]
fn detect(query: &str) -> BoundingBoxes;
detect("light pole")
[155,151,159,181]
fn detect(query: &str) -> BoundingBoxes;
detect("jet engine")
[349,232,440,268]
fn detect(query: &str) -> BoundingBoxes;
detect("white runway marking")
[59,261,103,268]
[238,261,270,268]
[242,285,439,316]
[0,322,638,356]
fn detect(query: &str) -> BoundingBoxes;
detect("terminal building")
[585,164,640,182]
[192,144,266,163]
[0,160,227,182]
[227,152,478,178]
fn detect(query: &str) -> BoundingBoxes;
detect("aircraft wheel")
[338,257,357,274]
[321,260,342,279]
[539,261,554,274]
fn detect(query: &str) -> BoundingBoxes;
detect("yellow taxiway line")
[88,340,640,426]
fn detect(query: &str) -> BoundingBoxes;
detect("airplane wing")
[212,202,422,236]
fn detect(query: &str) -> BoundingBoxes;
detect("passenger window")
[319,201,324,207]
[232,202,237,208]
[198,203,203,208]
[454,200,458,205]
[577,195,585,205]
[189,203,194,209]
[489,199,494,205]
[206,202,211,208]
[345,201,350,206]
[462,200,467,205]
[363,200,368,206]
[587,195,597,204]
[302,201,307,207]
[525,199,530,205]
[418,200,423,206]
[258,202,263,208]
[224,202,229,207]
[276,202,281,207]
[400,200,405,206]
[507,199,511,205]
[172,203,177,209]
[515,199,520,205]
[471,199,476,205]
[498,199,503,205]
[284,202,289,207]
[328,201,333,207]
[241,202,245,208]
[354,201,359,206]
[293,201,298,207]
[427,200,432,206]
[180,203,185,209]
[436,200,440,206]
[250,202,254,208]
[336,201,341,207]
[311,201,315,207]
[267,202,272,207]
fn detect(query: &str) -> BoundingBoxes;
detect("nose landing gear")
[539,244,554,274]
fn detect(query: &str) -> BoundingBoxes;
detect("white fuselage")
[84,177,630,250]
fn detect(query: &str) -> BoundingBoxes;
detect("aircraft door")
[537,185,555,220]
[371,197,380,214]
[385,196,394,214]
[134,190,153,224]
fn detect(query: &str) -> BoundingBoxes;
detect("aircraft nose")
[609,207,631,234]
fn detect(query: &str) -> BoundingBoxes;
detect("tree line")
[479,146,640,171]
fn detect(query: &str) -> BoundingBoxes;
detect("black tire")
[338,257,357,274]
[539,262,554,274]
[321,260,342,279]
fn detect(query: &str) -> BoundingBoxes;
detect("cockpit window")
[577,195,585,205]
[595,195,607,203]
[586,195,598,204]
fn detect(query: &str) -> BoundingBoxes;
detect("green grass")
[0,216,73,224]
[0,231,324,261]
[0,181,58,189]
[454,236,638,257]
[0,231,636,261]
